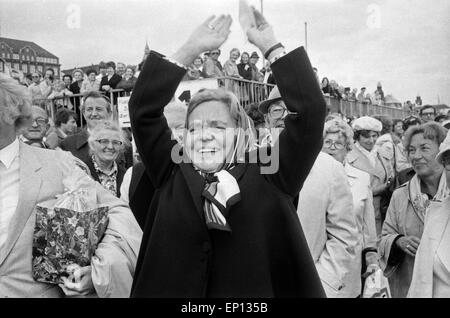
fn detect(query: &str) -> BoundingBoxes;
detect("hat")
[436,130,450,164]
[258,86,282,114]
[351,116,382,132]
[250,51,260,59]
[442,120,450,129]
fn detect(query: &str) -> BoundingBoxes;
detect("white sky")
[1,0,449,105]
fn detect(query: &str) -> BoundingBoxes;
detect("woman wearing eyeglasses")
[87,120,129,197]
[346,116,394,235]
[322,118,380,295]
[408,129,450,298]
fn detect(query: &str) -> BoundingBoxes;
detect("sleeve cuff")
[162,56,188,70]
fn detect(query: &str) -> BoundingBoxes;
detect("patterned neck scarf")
[92,155,118,196]
[200,169,241,232]
[409,171,449,222]
[187,97,257,232]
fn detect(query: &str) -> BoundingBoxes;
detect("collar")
[0,138,19,169]
[92,154,118,176]
[355,142,376,157]
[56,128,68,139]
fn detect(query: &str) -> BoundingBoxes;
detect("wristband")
[264,43,284,59]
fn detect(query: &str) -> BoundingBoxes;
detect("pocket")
[317,265,345,292]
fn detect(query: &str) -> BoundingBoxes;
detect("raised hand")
[239,1,278,55]
[171,15,232,67]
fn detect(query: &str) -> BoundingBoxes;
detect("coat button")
[202,242,211,253]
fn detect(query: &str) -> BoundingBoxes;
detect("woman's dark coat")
[129,47,327,298]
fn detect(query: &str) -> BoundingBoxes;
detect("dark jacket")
[129,47,326,298]
[237,63,252,80]
[60,129,133,178]
[69,81,82,95]
[116,76,137,93]
[85,156,127,198]
[128,162,156,230]
[69,81,83,126]
[100,73,123,92]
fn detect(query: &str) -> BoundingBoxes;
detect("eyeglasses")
[96,139,123,147]
[33,118,47,126]
[421,112,435,117]
[269,106,287,119]
[211,52,220,55]
[323,139,345,150]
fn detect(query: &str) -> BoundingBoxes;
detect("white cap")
[351,116,382,132]
[436,130,450,164]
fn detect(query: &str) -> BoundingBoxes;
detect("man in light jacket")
[259,90,360,297]
[0,73,142,298]
[297,152,360,297]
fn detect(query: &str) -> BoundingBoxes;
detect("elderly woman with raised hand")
[379,122,449,298]
[347,116,394,235]
[129,8,326,297]
[408,130,450,298]
[322,119,380,292]
[87,120,129,198]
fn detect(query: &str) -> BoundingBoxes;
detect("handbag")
[362,269,391,298]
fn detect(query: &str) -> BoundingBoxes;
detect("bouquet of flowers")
[32,159,109,285]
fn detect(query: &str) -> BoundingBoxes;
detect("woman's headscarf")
[184,88,256,232]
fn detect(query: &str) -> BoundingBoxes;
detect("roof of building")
[422,104,450,110]
[0,37,58,59]
[384,94,401,105]
[62,64,101,75]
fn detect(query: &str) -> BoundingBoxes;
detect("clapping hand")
[239,0,278,55]
[171,15,232,66]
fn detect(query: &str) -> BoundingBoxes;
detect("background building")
[0,37,60,77]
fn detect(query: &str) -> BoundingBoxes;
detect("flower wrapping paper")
[32,193,109,285]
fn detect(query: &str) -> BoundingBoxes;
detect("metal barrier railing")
[33,89,130,129]
[323,95,409,119]
[218,77,275,109]
[33,80,409,127]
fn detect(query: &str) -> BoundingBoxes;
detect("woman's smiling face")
[185,101,236,173]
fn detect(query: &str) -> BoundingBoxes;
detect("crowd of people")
[1,4,450,299]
